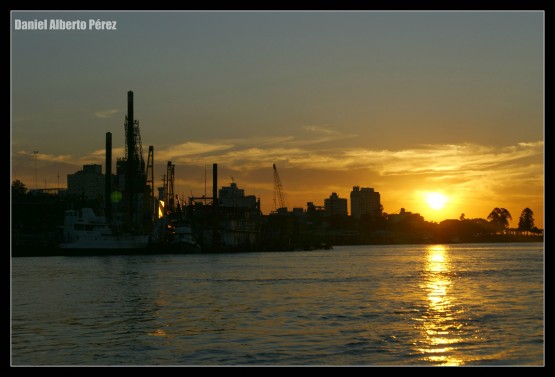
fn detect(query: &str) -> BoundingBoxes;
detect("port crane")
[273,163,288,211]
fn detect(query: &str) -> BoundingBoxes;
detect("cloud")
[337,142,544,176]
[12,137,543,225]
[17,150,74,163]
[85,147,125,163]
[94,108,120,118]
[16,147,126,166]
[208,126,354,149]
[295,124,357,146]
[143,137,543,180]
[302,124,341,135]
[162,138,543,210]
[156,142,233,162]
[213,135,296,148]
[15,136,543,183]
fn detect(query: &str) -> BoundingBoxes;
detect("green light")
[111,191,122,203]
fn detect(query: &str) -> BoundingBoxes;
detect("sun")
[425,192,448,210]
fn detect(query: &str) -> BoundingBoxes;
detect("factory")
[14,91,390,255]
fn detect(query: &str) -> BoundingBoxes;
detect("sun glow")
[425,192,448,210]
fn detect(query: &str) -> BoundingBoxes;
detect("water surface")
[11,243,544,365]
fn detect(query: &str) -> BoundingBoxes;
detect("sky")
[11,11,544,227]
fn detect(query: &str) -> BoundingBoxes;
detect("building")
[388,208,424,223]
[219,182,258,209]
[350,186,381,220]
[67,164,105,200]
[306,202,325,215]
[324,192,348,217]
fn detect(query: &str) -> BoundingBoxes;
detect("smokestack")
[126,91,135,162]
[126,91,134,225]
[212,163,218,205]
[127,91,134,176]
[128,90,134,129]
[105,132,112,222]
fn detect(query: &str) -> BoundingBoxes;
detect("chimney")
[212,163,218,205]
[105,132,112,222]
[126,91,134,225]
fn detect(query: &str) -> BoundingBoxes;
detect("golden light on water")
[416,245,465,366]
[429,252,445,265]
[147,328,170,338]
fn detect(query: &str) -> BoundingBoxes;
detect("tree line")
[484,207,539,235]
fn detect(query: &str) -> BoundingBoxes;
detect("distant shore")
[11,234,543,257]
[342,233,544,246]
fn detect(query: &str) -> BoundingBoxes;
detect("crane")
[273,163,288,211]
[165,161,175,212]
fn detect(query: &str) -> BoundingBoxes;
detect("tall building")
[324,192,348,217]
[350,186,381,220]
[67,164,105,200]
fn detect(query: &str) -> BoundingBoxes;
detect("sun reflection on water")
[416,245,465,366]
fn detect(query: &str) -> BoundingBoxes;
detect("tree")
[531,226,542,236]
[487,207,512,232]
[12,180,27,196]
[518,208,535,234]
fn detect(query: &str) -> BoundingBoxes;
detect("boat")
[168,223,202,253]
[59,208,150,254]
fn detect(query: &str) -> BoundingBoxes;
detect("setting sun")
[426,192,448,210]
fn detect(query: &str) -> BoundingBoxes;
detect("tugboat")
[167,222,201,253]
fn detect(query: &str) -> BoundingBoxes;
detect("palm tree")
[518,208,535,235]
[487,207,512,233]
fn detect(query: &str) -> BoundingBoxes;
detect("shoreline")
[11,236,543,257]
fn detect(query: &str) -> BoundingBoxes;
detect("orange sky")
[11,11,544,228]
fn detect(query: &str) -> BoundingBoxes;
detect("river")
[11,243,544,366]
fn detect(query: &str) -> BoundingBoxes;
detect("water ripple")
[11,243,544,365]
